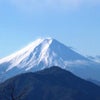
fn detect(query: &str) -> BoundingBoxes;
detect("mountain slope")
[0,38,100,82]
[0,66,100,100]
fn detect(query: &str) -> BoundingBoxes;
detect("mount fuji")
[0,38,100,83]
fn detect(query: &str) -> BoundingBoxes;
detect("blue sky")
[0,0,100,58]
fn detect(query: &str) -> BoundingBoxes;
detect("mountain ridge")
[0,38,100,83]
[0,66,100,100]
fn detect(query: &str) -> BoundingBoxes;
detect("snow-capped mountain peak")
[0,38,100,83]
[0,38,51,65]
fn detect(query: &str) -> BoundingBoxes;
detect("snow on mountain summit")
[0,37,100,82]
[0,38,43,63]
[0,38,87,68]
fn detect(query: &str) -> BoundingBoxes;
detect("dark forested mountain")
[0,66,100,100]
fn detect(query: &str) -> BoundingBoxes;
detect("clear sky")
[0,0,100,58]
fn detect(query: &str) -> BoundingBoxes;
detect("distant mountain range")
[0,38,100,84]
[88,56,100,63]
[0,66,100,100]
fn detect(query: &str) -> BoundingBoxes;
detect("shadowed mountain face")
[0,66,100,100]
